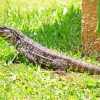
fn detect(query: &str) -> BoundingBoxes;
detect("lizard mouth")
[0,26,13,32]
[0,26,5,33]
[0,30,3,33]
[0,26,11,34]
[0,30,6,34]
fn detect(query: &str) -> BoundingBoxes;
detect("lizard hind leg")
[52,59,68,75]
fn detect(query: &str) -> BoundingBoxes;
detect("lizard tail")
[66,58,100,75]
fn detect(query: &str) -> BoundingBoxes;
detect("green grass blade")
[98,0,100,33]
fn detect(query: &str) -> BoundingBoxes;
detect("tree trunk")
[82,0,100,55]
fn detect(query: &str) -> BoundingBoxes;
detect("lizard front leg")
[19,48,38,65]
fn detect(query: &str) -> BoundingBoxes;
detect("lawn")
[0,0,100,99]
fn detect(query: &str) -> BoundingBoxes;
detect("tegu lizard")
[0,26,100,75]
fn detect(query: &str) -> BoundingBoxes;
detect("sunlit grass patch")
[0,0,81,11]
[0,63,100,99]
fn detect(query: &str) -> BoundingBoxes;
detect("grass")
[0,0,100,99]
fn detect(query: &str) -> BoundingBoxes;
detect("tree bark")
[82,0,100,55]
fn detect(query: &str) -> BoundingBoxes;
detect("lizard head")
[0,26,24,48]
[0,26,13,39]
[0,26,21,46]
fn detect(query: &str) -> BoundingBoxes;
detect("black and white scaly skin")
[0,26,100,75]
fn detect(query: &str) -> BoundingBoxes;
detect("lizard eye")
[16,36,20,40]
